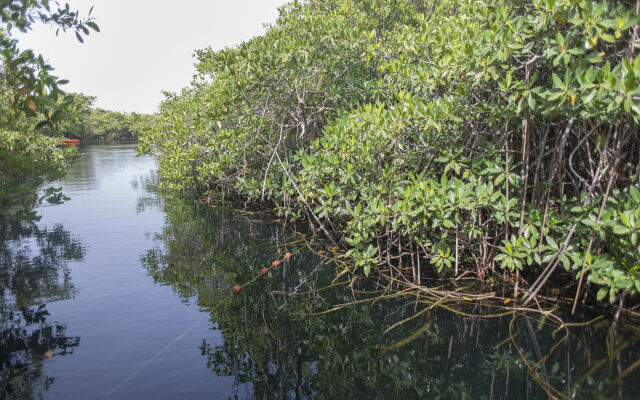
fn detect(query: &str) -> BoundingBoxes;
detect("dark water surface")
[1,144,639,399]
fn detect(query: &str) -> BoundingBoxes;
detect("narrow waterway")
[1,144,639,399]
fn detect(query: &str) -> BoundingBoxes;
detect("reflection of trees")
[0,221,84,399]
[133,170,161,214]
[144,197,640,399]
[63,143,145,191]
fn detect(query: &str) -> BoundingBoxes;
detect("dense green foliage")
[0,128,69,220]
[140,0,640,306]
[0,1,98,221]
[0,80,75,221]
[78,107,156,141]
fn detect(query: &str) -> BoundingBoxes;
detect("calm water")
[1,144,639,399]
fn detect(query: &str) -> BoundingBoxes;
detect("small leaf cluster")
[1,0,98,124]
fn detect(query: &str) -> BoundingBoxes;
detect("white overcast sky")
[16,0,288,114]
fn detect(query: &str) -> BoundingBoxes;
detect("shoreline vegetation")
[1,2,98,223]
[1,1,154,221]
[1,89,153,220]
[139,0,640,316]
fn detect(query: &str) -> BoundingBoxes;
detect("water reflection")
[133,170,162,214]
[0,221,85,399]
[144,197,640,399]
[64,144,148,193]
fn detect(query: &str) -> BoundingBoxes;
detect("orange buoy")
[284,252,292,259]
[232,285,242,293]
[272,260,280,267]
[261,267,269,275]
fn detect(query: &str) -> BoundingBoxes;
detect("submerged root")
[226,230,639,398]
[274,255,626,398]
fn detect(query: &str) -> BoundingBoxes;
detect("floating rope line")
[101,254,290,399]
[100,317,205,400]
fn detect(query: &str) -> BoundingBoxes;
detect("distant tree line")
[38,92,157,141]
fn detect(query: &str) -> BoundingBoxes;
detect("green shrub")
[141,0,640,304]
